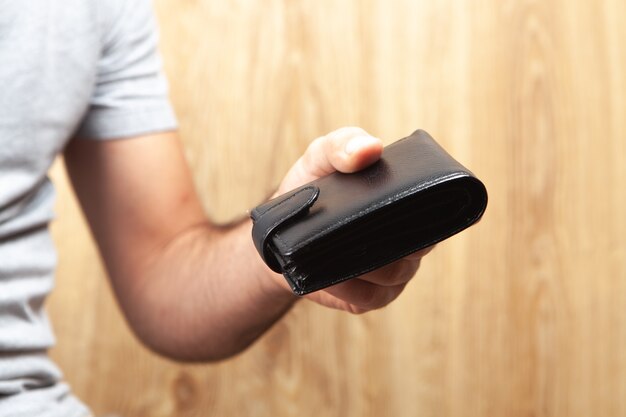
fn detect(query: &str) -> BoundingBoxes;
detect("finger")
[313,278,407,312]
[301,127,383,178]
[275,127,383,196]
[356,258,421,287]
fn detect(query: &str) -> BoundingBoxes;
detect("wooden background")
[48,0,626,416]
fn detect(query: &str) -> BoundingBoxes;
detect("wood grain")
[48,0,626,416]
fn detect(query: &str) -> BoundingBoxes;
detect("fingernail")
[345,136,380,155]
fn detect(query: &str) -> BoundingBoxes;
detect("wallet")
[251,129,488,295]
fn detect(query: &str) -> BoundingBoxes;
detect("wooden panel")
[48,0,626,416]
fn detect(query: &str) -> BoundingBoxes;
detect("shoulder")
[95,0,157,50]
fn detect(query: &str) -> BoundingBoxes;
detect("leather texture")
[251,130,488,295]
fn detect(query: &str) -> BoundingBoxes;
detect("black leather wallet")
[251,130,488,295]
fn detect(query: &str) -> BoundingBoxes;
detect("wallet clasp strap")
[250,185,320,273]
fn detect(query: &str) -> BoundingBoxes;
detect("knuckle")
[387,260,418,286]
[301,137,330,175]
[349,282,408,313]
[402,259,420,280]
[347,304,368,315]
[330,126,367,139]
[386,274,406,287]
[309,135,337,161]
[306,136,326,155]
[359,285,390,310]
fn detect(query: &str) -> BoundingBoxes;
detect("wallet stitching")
[274,172,469,254]
[256,186,318,269]
[255,186,317,218]
[261,187,317,237]
[298,202,485,292]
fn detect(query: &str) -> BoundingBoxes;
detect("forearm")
[64,133,297,361]
[120,217,298,361]
[66,128,420,363]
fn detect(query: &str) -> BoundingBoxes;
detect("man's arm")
[64,127,427,361]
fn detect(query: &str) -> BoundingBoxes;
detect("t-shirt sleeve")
[75,0,177,140]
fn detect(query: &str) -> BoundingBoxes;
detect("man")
[0,0,429,415]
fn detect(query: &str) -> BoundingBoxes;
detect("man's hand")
[268,127,431,314]
[63,127,430,362]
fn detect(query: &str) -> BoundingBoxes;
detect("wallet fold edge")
[250,185,320,273]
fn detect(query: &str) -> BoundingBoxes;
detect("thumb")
[278,127,383,193]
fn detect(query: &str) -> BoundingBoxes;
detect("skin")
[64,126,431,362]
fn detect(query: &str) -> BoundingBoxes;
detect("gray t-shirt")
[0,0,176,415]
